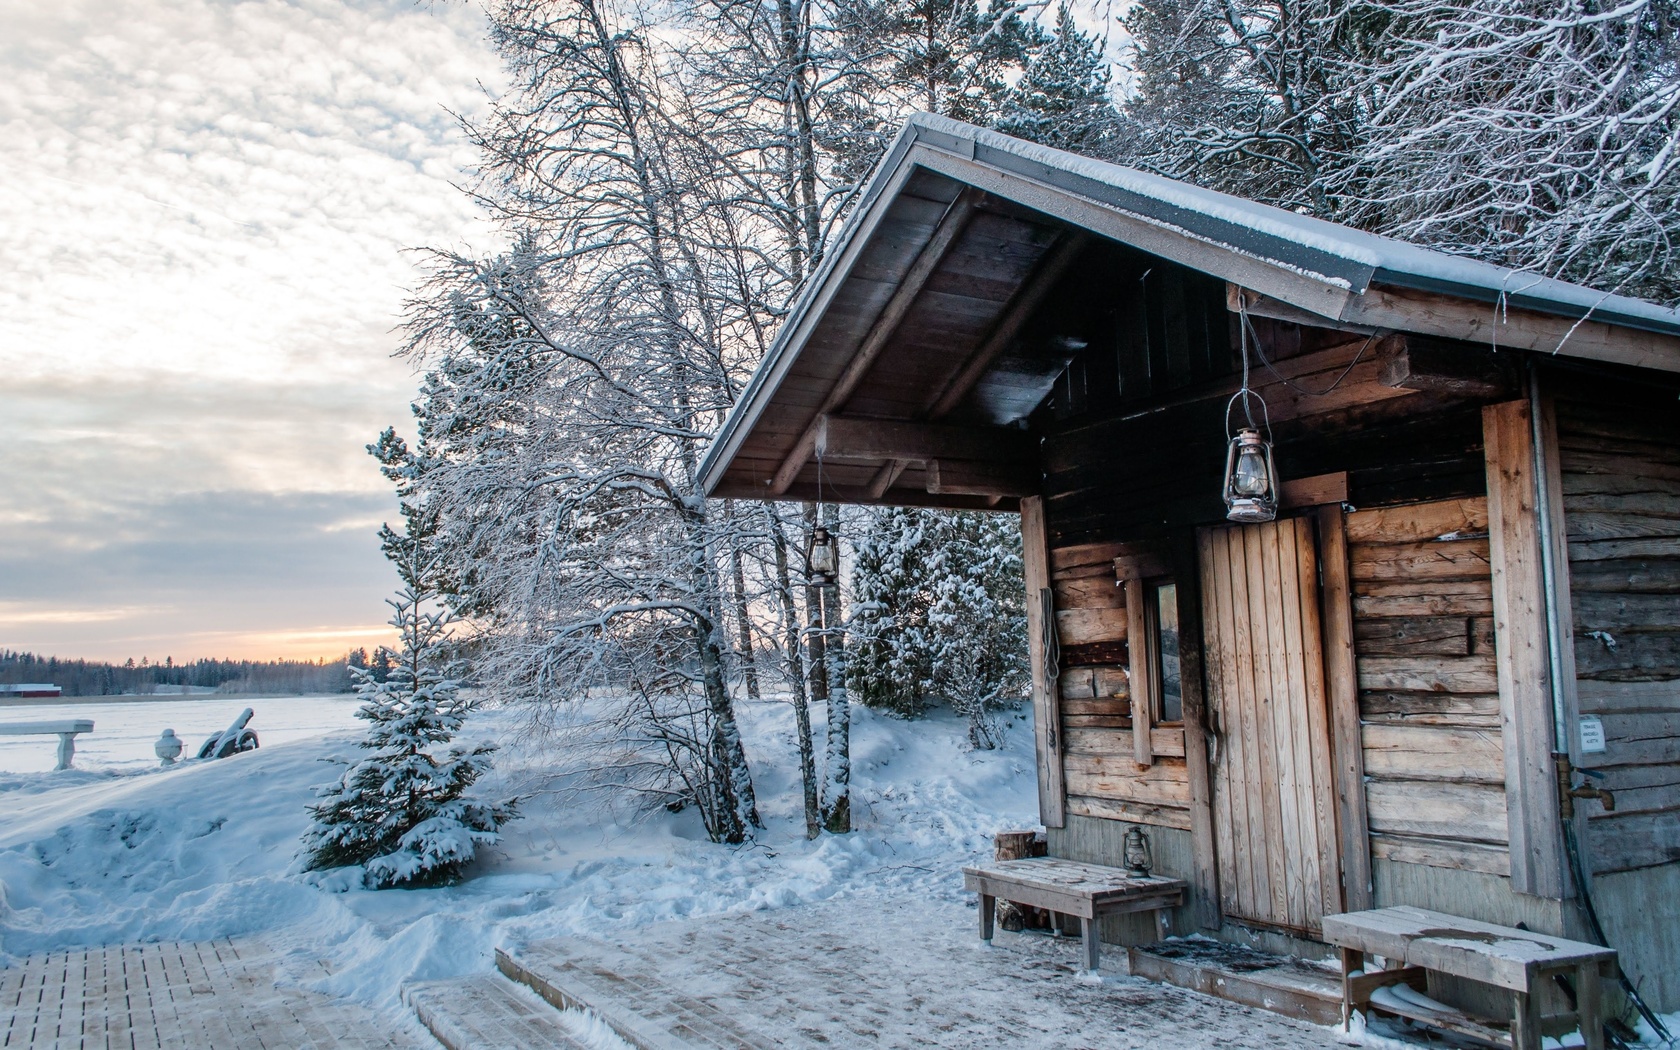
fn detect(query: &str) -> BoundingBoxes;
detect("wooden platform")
[1128,938,1343,1026]
[0,939,425,1050]
[405,974,592,1050]
[483,896,1345,1050]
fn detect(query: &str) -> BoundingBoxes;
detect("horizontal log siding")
[1558,394,1680,875]
[1049,540,1191,828]
[1348,496,1511,875]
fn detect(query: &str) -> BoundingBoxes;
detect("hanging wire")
[1237,297,1383,401]
[1227,297,1273,442]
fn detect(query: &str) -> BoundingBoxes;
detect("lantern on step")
[1222,425,1279,523]
[1123,825,1153,878]
[810,525,838,585]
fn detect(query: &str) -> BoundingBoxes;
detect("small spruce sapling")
[302,458,516,888]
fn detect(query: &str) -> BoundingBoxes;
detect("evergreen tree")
[848,507,936,718]
[996,2,1119,155]
[847,509,1027,747]
[302,463,516,889]
[845,0,1047,122]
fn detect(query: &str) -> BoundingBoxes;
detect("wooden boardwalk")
[1,939,426,1050]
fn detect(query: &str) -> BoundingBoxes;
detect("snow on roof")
[907,112,1680,338]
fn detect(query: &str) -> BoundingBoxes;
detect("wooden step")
[497,941,782,1050]
[1128,939,1343,1026]
[403,973,595,1050]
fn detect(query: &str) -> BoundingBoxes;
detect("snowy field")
[0,694,365,774]
[0,693,1038,1014]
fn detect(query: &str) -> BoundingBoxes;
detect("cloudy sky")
[1,0,502,662]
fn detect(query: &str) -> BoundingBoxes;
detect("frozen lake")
[0,694,365,774]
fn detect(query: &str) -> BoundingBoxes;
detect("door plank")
[1201,529,1244,919]
[1268,520,1309,930]
[1244,523,1290,925]
[1297,518,1344,923]
[1227,526,1265,921]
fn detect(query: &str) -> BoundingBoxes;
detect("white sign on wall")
[1578,716,1607,755]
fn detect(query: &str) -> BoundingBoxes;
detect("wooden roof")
[700,114,1680,509]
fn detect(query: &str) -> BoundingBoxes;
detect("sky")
[0,0,503,663]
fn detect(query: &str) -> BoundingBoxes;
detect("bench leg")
[1079,917,1100,973]
[1511,989,1542,1050]
[1577,962,1604,1050]
[1340,948,1364,1031]
[55,733,75,771]
[979,894,995,942]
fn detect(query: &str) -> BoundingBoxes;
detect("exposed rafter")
[768,189,982,494]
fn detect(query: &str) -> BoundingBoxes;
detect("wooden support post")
[979,893,996,941]
[1577,961,1604,1050]
[1317,503,1373,912]
[1340,947,1364,1030]
[1171,537,1222,931]
[1126,576,1156,769]
[1021,496,1065,828]
[1080,917,1101,972]
[1483,400,1568,899]
[1510,988,1543,1050]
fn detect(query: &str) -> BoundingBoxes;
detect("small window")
[1153,582,1183,723]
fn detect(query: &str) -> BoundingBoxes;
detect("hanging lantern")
[809,525,838,584]
[1222,426,1279,523]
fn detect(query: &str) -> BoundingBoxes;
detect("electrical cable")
[1562,793,1673,1044]
[1237,299,1383,400]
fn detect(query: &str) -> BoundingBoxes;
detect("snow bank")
[0,694,1037,1014]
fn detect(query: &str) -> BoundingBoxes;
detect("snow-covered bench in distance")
[0,719,95,770]
[963,857,1186,972]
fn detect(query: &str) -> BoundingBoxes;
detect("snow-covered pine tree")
[996,2,1120,155]
[846,0,1047,121]
[847,508,1027,747]
[302,458,515,889]
[848,507,936,718]
[924,512,1027,748]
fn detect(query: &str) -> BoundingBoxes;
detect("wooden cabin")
[700,114,1680,1014]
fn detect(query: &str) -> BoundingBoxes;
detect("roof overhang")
[701,114,1680,506]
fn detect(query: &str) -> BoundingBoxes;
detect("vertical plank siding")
[1556,394,1680,875]
[1346,496,1514,876]
[1200,518,1340,934]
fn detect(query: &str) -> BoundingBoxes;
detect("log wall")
[1346,497,1510,876]
[1556,392,1680,876]
[1050,541,1194,830]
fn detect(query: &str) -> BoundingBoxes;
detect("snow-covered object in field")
[153,729,182,766]
[197,707,258,759]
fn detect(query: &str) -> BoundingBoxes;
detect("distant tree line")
[0,650,367,697]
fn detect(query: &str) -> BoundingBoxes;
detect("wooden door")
[1198,517,1343,935]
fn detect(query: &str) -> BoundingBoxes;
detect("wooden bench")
[1323,906,1617,1050]
[962,857,1186,972]
[0,719,95,771]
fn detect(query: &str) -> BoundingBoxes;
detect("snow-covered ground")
[4,695,1674,1048]
[0,693,1038,1015]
